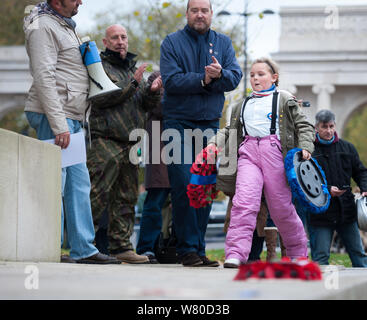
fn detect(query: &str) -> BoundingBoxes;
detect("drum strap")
[241,90,279,136]
[270,90,279,135]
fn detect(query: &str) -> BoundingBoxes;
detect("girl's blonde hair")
[251,57,279,86]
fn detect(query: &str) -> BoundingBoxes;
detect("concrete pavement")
[1,261,367,300]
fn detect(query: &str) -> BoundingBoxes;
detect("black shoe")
[146,254,159,264]
[76,252,121,265]
[199,256,220,267]
[60,254,76,263]
[181,252,203,267]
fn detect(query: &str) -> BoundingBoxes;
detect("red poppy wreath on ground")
[234,257,322,281]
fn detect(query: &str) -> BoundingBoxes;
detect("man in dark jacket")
[310,109,367,267]
[160,0,242,267]
[87,24,162,264]
[136,71,171,264]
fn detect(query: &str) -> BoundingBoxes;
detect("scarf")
[24,2,76,29]
[251,84,276,98]
[315,131,339,145]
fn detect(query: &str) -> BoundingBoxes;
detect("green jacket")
[89,51,160,143]
[210,90,315,196]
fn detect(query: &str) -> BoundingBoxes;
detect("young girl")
[210,58,315,267]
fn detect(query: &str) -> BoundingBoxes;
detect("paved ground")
[1,260,367,300]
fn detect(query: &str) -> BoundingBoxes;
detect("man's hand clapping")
[134,63,148,83]
[204,56,222,85]
[150,76,163,92]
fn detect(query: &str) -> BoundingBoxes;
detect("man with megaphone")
[23,0,120,265]
[87,24,163,264]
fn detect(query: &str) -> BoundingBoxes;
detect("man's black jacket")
[310,134,367,227]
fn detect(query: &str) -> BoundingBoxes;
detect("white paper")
[43,131,87,168]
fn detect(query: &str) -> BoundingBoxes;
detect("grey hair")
[315,109,336,125]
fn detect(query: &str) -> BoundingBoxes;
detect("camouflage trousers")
[87,138,138,252]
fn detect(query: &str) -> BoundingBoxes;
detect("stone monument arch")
[272,5,367,136]
[341,98,367,135]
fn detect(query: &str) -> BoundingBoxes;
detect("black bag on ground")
[154,204,179,264]
[154,230,179,264]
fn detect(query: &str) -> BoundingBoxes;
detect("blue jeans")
[136,188,171,255]
[25,112,98,259]
[162,119,218,257]
[312,221,367,267]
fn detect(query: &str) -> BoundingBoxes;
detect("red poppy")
[187,145,219,208]
[234,258,322,281]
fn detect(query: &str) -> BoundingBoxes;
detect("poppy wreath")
[187,144,220,208]
[234,257,322,281]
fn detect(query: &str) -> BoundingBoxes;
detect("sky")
[73,0,367,58]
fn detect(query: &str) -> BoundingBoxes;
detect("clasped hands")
[204,56,222,85]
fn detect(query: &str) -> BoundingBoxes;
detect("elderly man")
[310,109,367,267]
[23,0,120,264]
[87,24,162,264]
[160,0,242,267]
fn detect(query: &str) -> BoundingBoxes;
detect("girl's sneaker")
[223,258,240,268]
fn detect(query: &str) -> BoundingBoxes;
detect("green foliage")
[0,0,39,45]
[343,105,367,179]
[0,109,36,137]
[207,249,354,267]
[84,0,187,63]
[329,253,352,268]
[138,167,145,186]
[206,249,226,263]
[83,0,243,66]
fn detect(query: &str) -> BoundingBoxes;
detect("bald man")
[87,24,163,264]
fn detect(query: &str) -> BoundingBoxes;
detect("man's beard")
[191,20,210,34]
[60,0,79,17]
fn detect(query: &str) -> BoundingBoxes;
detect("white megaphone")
[79,37,121,100]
